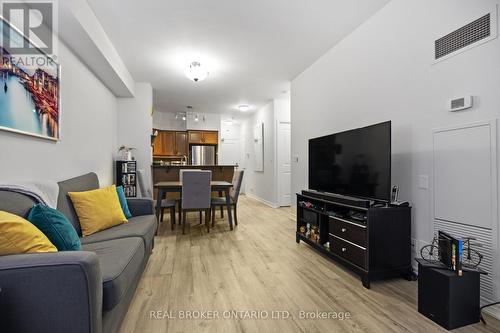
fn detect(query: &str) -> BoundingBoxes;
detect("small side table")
[417,260,484,330]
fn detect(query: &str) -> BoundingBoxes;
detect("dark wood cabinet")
[188,130,218,144]
[188,131,203,144]
[154,130,219,157]
[203,131,218,144]
[152,129,164,156]
[153,130,185,157]
[296,191,412,288]
[162,131,176,156]
[175,131,188,155]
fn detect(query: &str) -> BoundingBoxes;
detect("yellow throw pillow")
[0,211,57,255]
[69,185,128,236]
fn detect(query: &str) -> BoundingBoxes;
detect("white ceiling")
[87,0,389,114]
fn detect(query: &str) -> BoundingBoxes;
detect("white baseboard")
[244,193,279,208]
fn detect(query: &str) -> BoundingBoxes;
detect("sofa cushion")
[0,211,57,255]
[116,186,133,219]
[69,185,128,237]
[57,173,100,236]
[83,238,145,311]
[80,215,156,251]
[0,190,37,219]
[27,204,82,251]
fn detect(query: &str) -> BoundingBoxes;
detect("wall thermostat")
[448,95,472,112]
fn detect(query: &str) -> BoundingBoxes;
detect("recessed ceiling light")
[238,105,250,112]
[185,61,209,82]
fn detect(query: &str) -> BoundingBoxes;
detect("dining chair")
[174,168,201,223]
[181,170,212,234]
[211,170,244,226]
[160,198,177,230]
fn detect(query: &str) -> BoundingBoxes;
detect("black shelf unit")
[116,161,137,197]
[296,190,412,288]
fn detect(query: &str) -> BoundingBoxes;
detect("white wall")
[153,111,186,131]
[117,83,153,196]
[0,41,118,185]
[153,111,221,131]
[291,0,500,268]
[187,113,220,131]
[241,102,278,206]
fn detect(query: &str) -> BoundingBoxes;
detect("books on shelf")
[121,174,136,185]
[123,186,136,197]
[117,161,137,197]
[121,161,136,173]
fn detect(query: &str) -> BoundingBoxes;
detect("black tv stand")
[296,190,412,288]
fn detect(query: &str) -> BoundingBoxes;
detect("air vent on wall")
[435,11,497,61]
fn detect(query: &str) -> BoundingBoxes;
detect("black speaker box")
[418,263,480,330]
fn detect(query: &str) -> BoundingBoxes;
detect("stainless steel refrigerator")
[190,145,216,165]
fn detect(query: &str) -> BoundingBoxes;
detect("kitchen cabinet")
[154,130,218,157]
[152,130,163,156]
[152,130,181,156]
[161,131,176,156]
[175,131,188,156]
[188,131,204,144]
[188,130,218,144]
[203,131,218,144]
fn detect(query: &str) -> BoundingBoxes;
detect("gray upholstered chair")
[160,198,177,229]
[211,169,244,226]
[181,170,212,234]
[176,168,201,223]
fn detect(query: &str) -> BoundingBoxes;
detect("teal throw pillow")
[27,204,81,251]
[116,186,133,219]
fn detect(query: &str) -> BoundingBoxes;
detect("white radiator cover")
[434,219,497,302]
[432,119,498,304]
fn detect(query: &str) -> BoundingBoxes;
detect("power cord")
[480,301,500,325]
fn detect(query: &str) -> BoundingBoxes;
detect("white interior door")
[277,121,291,206]
[219,139,240,165]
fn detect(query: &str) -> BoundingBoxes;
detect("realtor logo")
[2,1,55,54]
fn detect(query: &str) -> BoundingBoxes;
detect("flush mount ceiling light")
[238,105,250,112]
[185,61,209,82]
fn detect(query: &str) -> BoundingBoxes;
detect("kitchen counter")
[151,164,236,199]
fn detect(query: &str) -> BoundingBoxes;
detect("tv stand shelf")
[296,191,412,288]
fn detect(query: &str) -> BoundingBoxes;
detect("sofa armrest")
[127,198,154,217]
[0,252,102,333]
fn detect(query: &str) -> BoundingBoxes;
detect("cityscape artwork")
[0,18,60,140]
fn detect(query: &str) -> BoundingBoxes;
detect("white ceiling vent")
[434,8,497,62]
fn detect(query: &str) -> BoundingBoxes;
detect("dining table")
[154,180,235,230]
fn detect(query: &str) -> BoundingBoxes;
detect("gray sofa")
[0,173,157,333]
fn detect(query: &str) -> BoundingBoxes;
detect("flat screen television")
[308,121,391,202]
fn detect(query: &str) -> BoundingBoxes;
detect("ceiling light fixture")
[195,114,199,122]
[185,61,209,82]
[238,105,250,112]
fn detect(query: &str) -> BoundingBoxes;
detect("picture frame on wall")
[0,16,61,141]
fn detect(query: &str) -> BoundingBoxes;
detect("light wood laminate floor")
[120,196,497,333]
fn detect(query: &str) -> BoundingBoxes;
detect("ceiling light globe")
[238,105,250,112]
[185,61,209,82]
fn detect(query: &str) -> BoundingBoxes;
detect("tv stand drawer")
[329,217,367,247]
[330,235,367,269]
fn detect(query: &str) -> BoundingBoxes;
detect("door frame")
[275,120,291,207]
